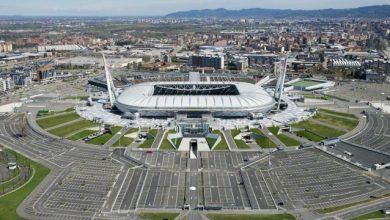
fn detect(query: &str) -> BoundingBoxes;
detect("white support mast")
[274,54,288,110]
[103,53,116,107]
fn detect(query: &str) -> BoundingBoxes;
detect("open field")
[36,112,80,129]
[86,126,122,145]
[48,120,98,137]
[251,129,277,148]
[139,212,179,220]
[208,213,296,220]
[0,149,50,220]
[268,127,301,147]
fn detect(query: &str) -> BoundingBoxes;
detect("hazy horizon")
[0,0,389,17]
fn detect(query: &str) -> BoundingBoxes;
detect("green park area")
[139,129,159,149]
[208,213,296,220]
[316,193,390,214]
[62,95,89,100]
[268,127,301,147]
[250,129,277,148]
[36,112,80,129]
[292,120,345,142]
[139,212,179,220]
[113,128,139,147]
[291,80,321,88]
[350,210,389,220]
[292,108,359,142]
[36,108,74,118]
[208,130,228,150]
[160,130,181,150]
[0,148,50,220]
[68,129,96,141]
[313,110,358,131]
[86,126,122,145]
[318,109,358,119]
[231,129,250,149]
[48,120,98,137]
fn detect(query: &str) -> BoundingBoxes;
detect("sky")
[0,0,389,16]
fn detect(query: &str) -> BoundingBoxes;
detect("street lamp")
[268,132,273,169]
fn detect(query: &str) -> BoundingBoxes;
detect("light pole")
[268,132,273,169]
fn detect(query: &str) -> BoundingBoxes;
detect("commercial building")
[0,41,12,53]
[189,55,224,70]
[0,77,14,92]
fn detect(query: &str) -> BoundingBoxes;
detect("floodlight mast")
[274,54,288,110]
[102,53,117,107]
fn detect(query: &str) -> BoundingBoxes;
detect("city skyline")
[0,0,389,16]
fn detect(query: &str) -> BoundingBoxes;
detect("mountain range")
[166,5,390,18]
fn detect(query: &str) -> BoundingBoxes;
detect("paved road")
[261,128,286,147]
[104,126,128,147]
[151,129,165,149]
[223,130,238,150]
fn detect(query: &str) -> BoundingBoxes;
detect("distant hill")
[166,5,390,18]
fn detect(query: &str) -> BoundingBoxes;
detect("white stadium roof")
[116,81,275,114]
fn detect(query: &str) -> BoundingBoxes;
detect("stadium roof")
[116,81,275,112]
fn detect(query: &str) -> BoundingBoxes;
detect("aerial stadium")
[115,81,276,118]
[99,54,288,120]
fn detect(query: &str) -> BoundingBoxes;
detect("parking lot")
[264,149,388,209]
[348,110,390,153]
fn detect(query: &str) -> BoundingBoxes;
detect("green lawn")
[139,129,159,149]
[139,212,179,220]
[36,108,74,118]
[63,95,89,100]
[0,149,50,220]
[113,128,139,147]
[36,112,80,129]
[350,210,389,220]
[208,213,296,220]
[231,129,240,138]
[295,130,324,142]
[231,129,251,149]
[210,130,229,150]
[291,80,321,88]
[68,130,96,141]
[313,113,358,131]
[292,120,345,141]
[86,126,122,145]
[318,109,358,119]
[206,137,217,149]
[48,120,98,137]
[251,129,277,148]
[316,193,390,214]
[159,130,177,150]
[268,127,301,147]
[303,94,332,100]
